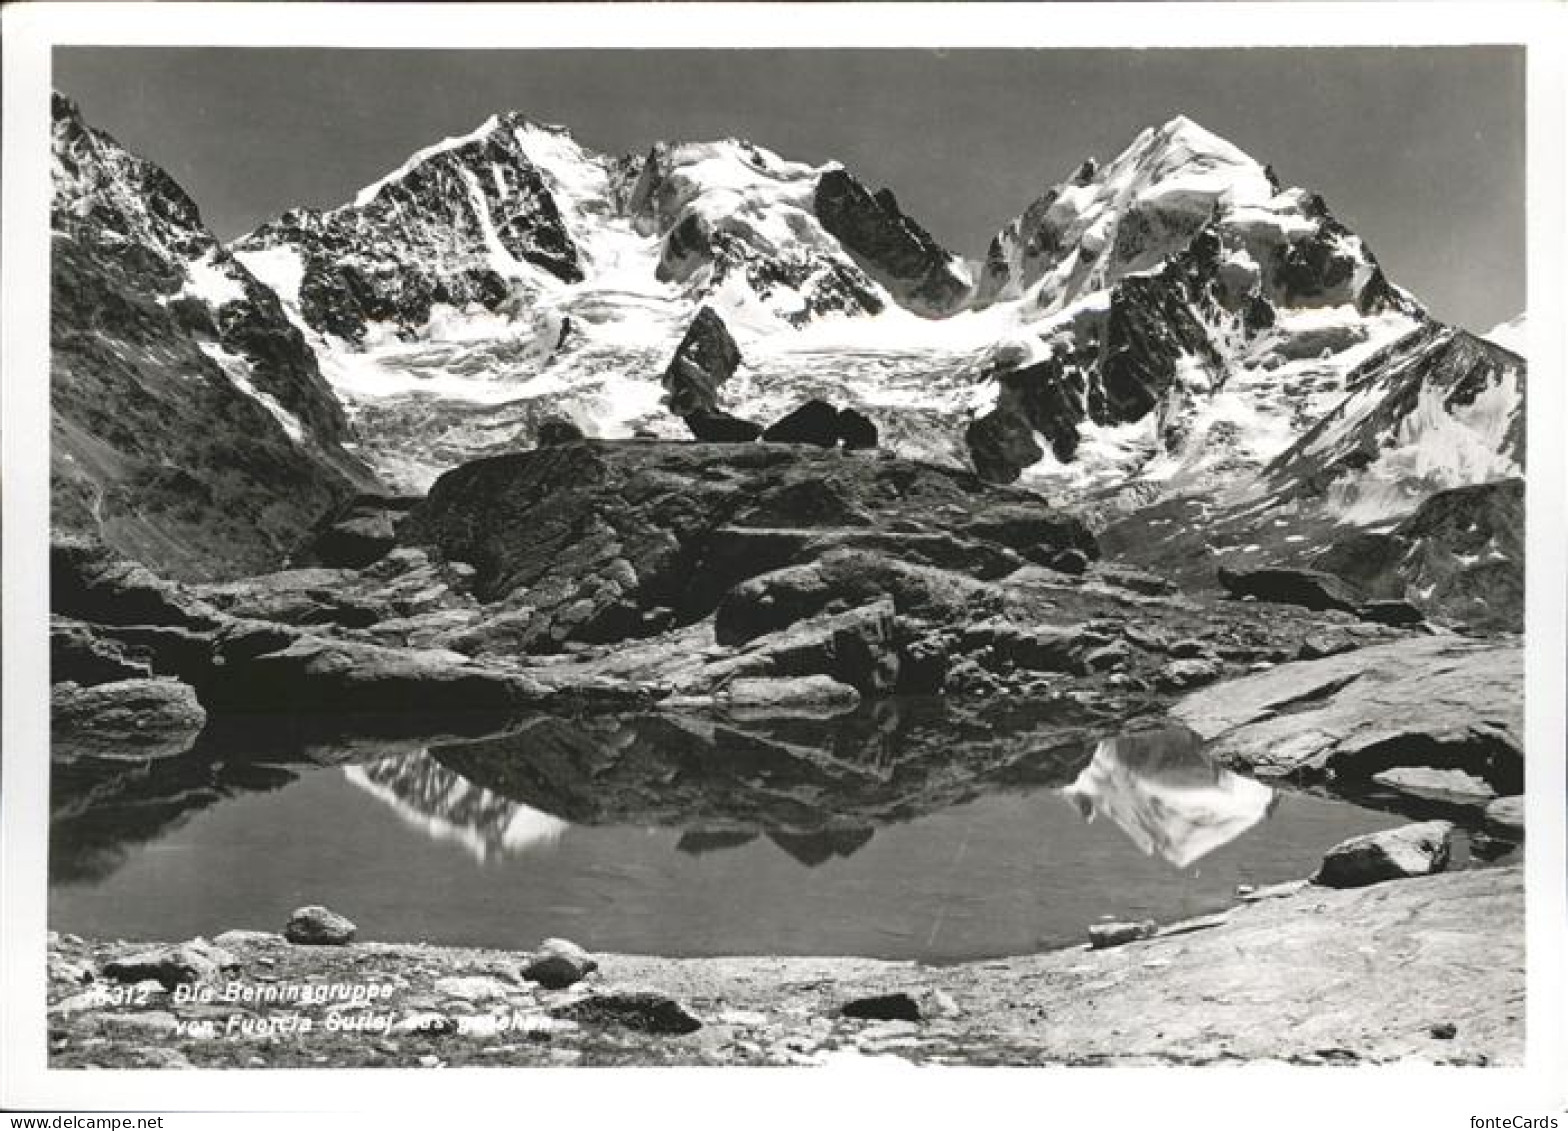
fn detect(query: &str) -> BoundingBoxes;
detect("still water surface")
[50,702,1426,961]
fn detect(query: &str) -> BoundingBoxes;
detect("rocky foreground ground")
[47,863,1523,1068]
[45,439,1529,1071]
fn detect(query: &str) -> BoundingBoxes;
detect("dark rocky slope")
[235,113,585,343]
[51,93,376,580]
[1312,479,1524,632]
[813,169,971,318]
[395,440,1098,652]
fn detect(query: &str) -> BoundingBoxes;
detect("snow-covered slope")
[214,109,1524,533]
[227,114,987,488]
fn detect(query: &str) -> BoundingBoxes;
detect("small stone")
[1313,821,1453,888]
[842,992,922,1022]
[212,929,282,949]
[130,1046,193,1069]
[920,989,960,1018]
[521,938,597,990]
[1088,920,1157,949]
[283,905,357,946]
[1239,879,1308,903]
[391,1012,457,1037]
[434,975,517,1004]
[99,1011,180,1038]
[1430,1022,1457,1040]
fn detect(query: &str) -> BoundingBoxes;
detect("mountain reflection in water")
[364,700,1100,868]
[49,701,1419,959]
[1060,727,1278,868]
[343,758,569,863]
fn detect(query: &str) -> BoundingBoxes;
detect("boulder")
[958,504,1099,565]
[207,635,541,714]
[1358,599,1425,627]
[284,905,357,945]
[551,989,702,1035]
[536,418,585,446]
[51,678,206,763]
[51,617,152,685]
[662,306,742,418]
[434,975,518,1004]
[1218,566,1364,614]
[1313,821,1453,888]
[762,399,841,448]
[51,537,223,629]
[837,407,879,450]
[102,940,238,989]
[1297,630,1361,661]
[1172,637,1523,793]
[685,409,762,442]
[841,991,922,1022]
[292,494,419,569]
[521,938,598,990]
[965,409,1045,484]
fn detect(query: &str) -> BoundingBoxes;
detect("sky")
[54,46,1525,332]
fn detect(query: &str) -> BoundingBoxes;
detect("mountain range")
[50,91,1524,592]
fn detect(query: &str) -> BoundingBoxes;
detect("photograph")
[3,3,1564,1124]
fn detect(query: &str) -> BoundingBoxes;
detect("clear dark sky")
[55,46,1525,332]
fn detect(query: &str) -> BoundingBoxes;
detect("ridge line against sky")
[53,45,1525,331]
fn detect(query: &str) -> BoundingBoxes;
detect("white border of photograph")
[3,3,1564,1126]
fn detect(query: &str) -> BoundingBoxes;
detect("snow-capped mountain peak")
[976,115,1316,314]
[212,106,1519,536]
